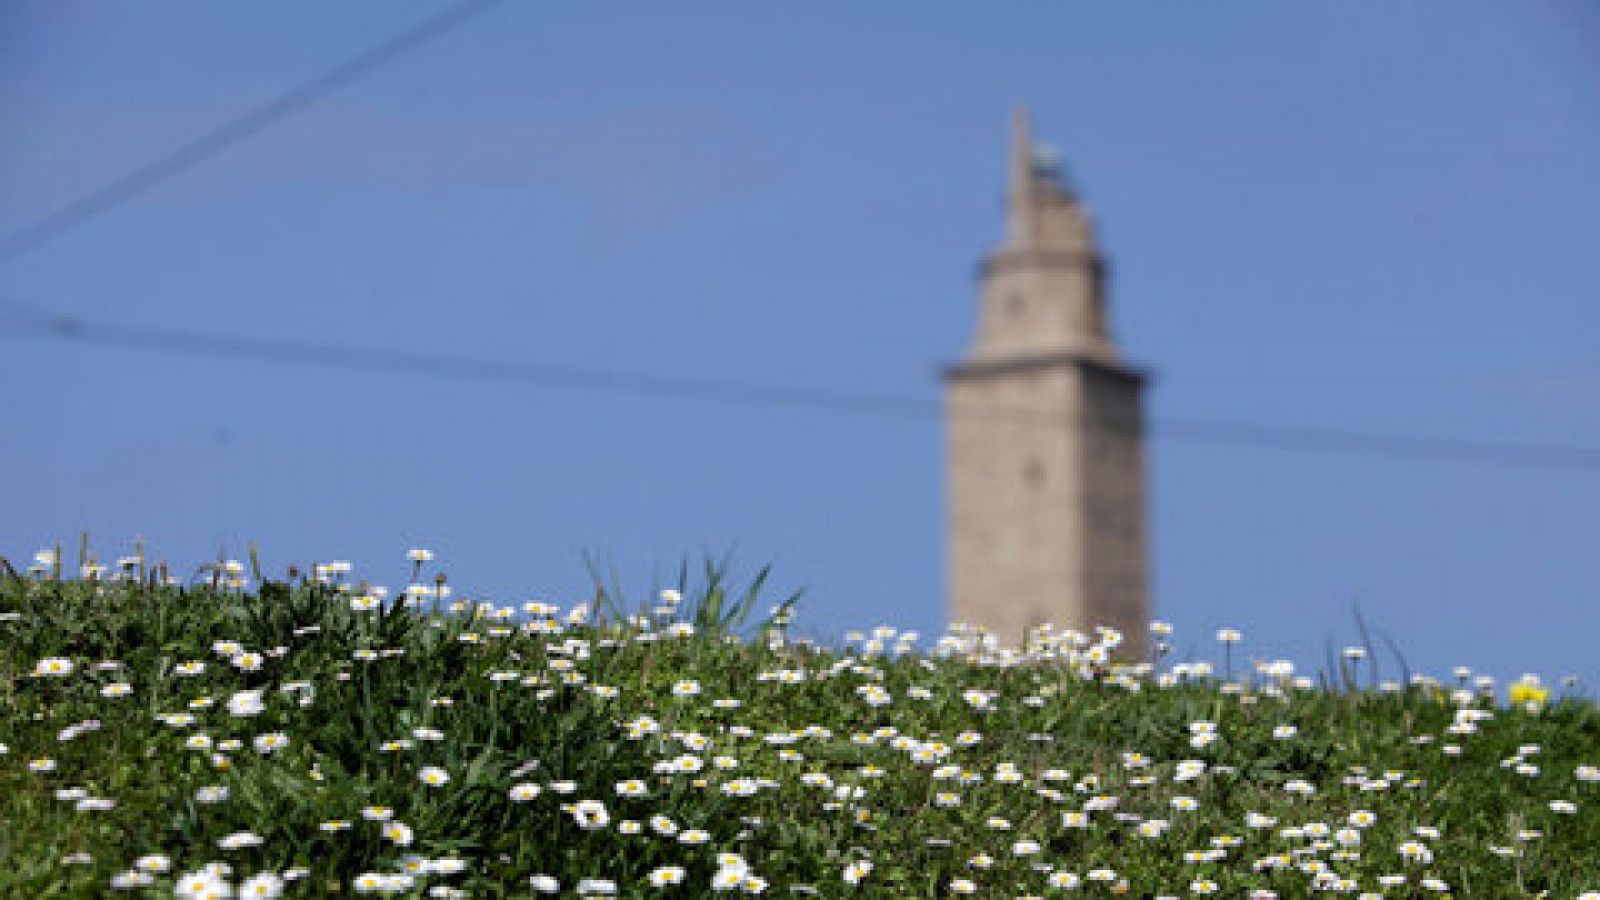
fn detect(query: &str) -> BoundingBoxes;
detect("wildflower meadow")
[2,545,1598,898]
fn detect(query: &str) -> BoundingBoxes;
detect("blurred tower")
[944,108,1149,655]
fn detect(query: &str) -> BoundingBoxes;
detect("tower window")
[1023,460,1045,488]
[1005,293,1025,317]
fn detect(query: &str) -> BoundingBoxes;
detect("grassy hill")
[2,550,1598,898]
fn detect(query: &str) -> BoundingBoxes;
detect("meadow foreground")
[2,549,1597,898]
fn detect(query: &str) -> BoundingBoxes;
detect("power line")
[0,0,505,272]
[5,309,1598,474]
[1150,416,1600,470]
[1,311,934,419]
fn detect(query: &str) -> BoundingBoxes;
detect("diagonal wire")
[0,0,505,272]
[0,309,938,420]
[1148,416,1600,470]
[4,308,1599,473]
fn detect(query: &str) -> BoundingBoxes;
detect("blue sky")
[3,3,1598,687]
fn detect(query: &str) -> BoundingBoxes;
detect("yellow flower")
[1509,677,1550,709]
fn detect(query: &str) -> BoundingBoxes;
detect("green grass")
[1,550,1598,898]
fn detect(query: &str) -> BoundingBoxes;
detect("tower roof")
[1004,107,1091,253]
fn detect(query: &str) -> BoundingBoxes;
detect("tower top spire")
[1008,105,1035,207]
[1002,106,1090,252]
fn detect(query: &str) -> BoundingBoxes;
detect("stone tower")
[944,108,1149,655]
